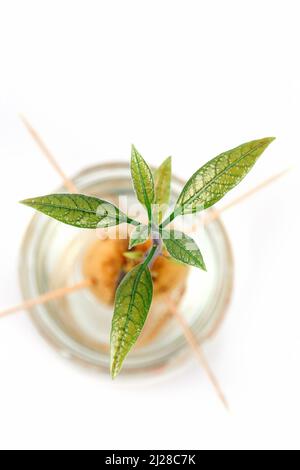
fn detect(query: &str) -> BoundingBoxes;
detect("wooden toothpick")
[19,114,78,194]
[202,168,291,226]
[166,296,229,410]
[0,279,93,319]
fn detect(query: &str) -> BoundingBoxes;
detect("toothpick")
[166,296,229,410]
[202,168,291,226]
[19,114,78,194]
[0,279,93,319]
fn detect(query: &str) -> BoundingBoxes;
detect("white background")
[0,0,299,450]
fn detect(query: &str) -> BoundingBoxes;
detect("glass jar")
[19,162,234,378]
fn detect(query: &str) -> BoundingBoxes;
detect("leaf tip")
[196,258,207,271]
[263,136,276,146]
[111,370,118,380]
[131,144,138,155]
[110,359,121,380]
[19,198,32,207]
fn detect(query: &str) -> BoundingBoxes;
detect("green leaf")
[131,145,155,220]
[128,224,150,249]
[111,262,153,378]
[123,251,143,261]
[20,193,136,229]
[164,137,275,225]
[154,156,172,223]
[162,229,206,271]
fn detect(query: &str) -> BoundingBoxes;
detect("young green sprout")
[21,137,275,378]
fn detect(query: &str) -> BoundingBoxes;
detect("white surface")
[0,0,299,451]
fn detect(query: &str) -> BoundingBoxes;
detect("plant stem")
[160,210,178,229]
[127,217,141,227]
[144,244,158,267]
